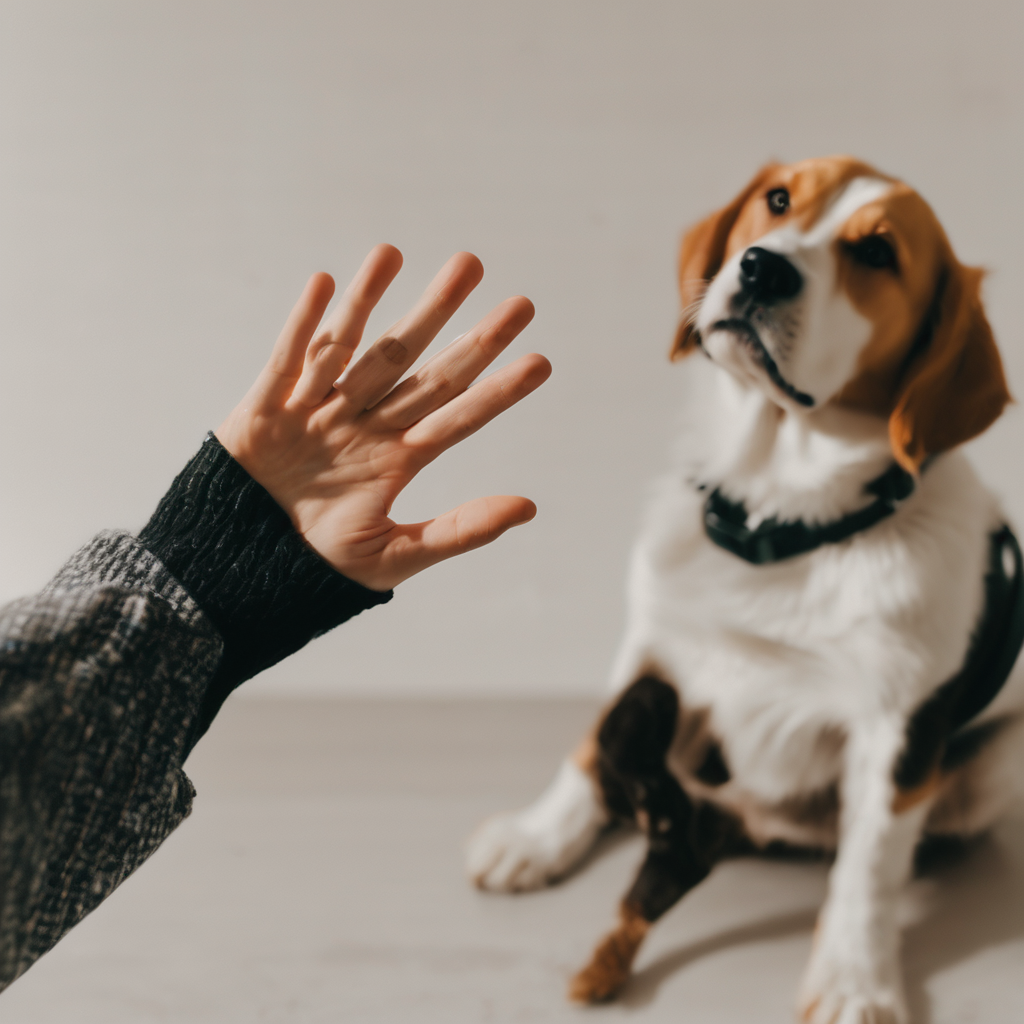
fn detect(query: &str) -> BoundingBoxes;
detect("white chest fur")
[610,367,998,804]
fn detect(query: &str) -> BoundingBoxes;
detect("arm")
[0,246,549,989]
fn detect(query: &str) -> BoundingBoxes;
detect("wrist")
[139,433,392,746]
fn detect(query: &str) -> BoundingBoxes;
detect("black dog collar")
[702,462,916,565]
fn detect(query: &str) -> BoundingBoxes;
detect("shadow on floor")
[575,824,1024,1021]
[620,907,818,1009]
[903,828,1024,1024]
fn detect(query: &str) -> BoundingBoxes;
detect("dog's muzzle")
[709,318,815,408]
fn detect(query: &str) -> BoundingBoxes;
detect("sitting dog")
[466,156,1024,1024]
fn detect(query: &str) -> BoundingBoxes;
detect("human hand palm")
[216,245,550,591]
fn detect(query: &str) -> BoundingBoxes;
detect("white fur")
[797,721,932,1024]
[467,175,1024,1022]
[466,759,608,891]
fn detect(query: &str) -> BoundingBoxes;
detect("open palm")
[216,245,550,591]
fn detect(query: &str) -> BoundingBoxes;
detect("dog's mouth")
[708,318,815,408]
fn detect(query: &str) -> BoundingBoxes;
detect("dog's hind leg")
[568,675,745,1003]
[926,712,1024,839]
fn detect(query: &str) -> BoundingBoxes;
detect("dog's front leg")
[798,719,934,1024]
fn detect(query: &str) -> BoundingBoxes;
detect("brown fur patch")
[893,767,944,814]
[671,164,780,359]
[571,733,599,776]
[568,903,649,1003]
[834,186,1011,472]
[831,187,943,415]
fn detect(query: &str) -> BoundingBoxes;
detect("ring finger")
[369,295,535,431]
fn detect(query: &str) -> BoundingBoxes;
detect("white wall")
[0,1,1021,697]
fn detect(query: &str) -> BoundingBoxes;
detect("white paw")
[466,759,607,892]
[798,950,908,1024]
[466,811,573,890]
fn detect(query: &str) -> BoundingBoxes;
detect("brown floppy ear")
[889,263,1011,473]
[671,163,779,361]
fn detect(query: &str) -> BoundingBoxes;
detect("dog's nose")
[738,247,803,303]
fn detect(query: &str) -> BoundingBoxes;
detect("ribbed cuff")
[139,433,392,748]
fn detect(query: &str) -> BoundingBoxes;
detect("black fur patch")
[895,526,1024,792]
[894,683,958,790]
[694,741,731,786]
[596,676,745,922]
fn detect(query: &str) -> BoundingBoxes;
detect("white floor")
[3,699,1024,1023]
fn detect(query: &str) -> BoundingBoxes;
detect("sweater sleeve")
[138,432,392,750]
[0,435,392,990]
[0,532,222,990]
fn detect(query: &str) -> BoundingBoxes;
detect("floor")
[3,698,1024,1023]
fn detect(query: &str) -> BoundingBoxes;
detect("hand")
[215,244,551,592]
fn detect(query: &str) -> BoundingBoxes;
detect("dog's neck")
[689,368,897,528]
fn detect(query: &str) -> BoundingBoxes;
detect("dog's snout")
[738,247,803,303]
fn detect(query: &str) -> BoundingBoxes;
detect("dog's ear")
[671,164,779,361]
[889,262,1010,473]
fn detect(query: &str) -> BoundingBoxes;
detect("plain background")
[0,0,1021,698]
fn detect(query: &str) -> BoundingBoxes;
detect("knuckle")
[433,283,459,314]
[494,373,520,404]
[472,327,498,356]
[379,336,408,365]
[424,370,453,401]
[348,289,374,314]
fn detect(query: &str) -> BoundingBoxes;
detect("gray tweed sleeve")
[0,531,223,991]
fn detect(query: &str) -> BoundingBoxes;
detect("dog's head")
[673,156,1010,473]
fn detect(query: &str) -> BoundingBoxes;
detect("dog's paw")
[466,759,606,891]
[568,907,649,1003]
[466,810,581,891]
[798,952,908,1024]
[798,990,906,1024]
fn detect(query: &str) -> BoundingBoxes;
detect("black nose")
[738,247,803,303]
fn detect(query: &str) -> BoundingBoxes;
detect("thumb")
[424,494,537,557]
[384,495,537,586]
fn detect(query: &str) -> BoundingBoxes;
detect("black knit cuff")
[139,433,392,747]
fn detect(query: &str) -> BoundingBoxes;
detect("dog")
[466,156,1024,1024]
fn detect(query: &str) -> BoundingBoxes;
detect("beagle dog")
[466,157,1024,1024]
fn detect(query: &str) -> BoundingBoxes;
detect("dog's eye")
[846,235,898,271]
[766,188,790,215]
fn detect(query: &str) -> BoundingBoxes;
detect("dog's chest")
[627,460,992,801]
